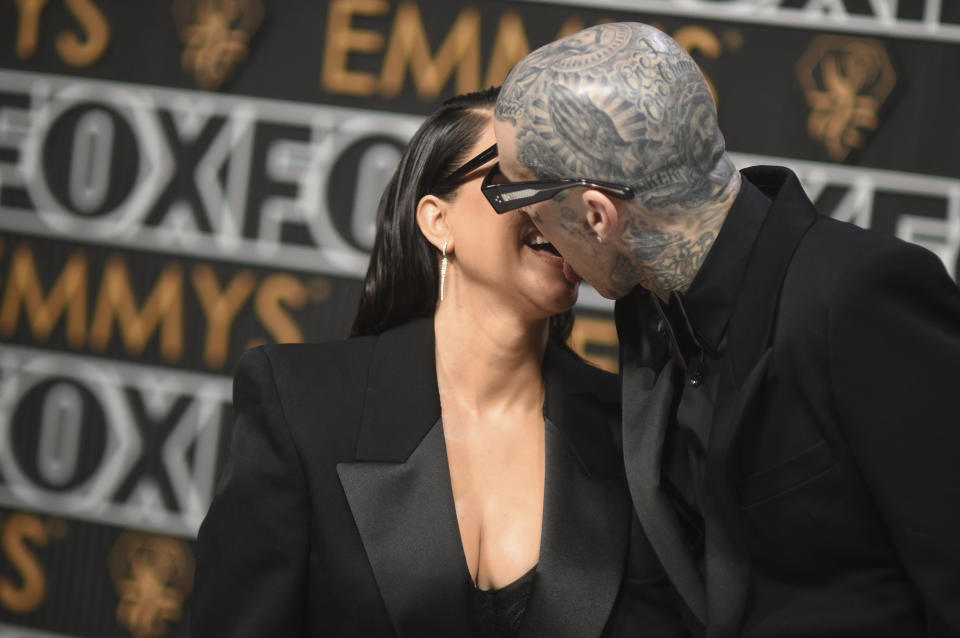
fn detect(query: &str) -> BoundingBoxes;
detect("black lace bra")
[470,564,538,638]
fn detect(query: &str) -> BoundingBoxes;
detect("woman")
[191,88,684,637]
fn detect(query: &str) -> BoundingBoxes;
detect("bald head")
[496,22,735,213]
[494,23,740,299]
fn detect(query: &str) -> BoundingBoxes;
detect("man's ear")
[416,194,452,252]
[581,189,621,242]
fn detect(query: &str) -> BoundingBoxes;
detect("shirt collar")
[672,175,772,355]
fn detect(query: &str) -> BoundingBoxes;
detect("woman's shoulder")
[230,319,436,456]
[234,318,435,405]
[236,334,378,391]
[247,334,377,374]
[232,335,381,424]
[229,335,383,459]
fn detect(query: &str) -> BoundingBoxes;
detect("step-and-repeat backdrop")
[0,1,957,636]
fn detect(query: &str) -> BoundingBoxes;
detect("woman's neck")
[433,290,548,419]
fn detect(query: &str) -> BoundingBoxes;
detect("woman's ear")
[416,194,453,252]
[581,189,621,242]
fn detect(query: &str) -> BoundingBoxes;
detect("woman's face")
[442,118,580,319]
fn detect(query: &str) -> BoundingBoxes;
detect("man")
[483,22,960,638]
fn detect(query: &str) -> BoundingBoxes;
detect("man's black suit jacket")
[191,319,687,637]
[619,166,960,638]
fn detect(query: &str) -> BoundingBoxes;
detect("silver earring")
[439,241,448,301]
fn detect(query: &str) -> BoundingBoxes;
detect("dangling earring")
[439,241,448,302]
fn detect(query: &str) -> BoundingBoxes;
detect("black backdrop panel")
[0,1,958,636]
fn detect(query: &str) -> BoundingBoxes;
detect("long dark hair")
[351,87,573,344]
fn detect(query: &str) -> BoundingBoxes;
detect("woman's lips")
[524,243,582,285]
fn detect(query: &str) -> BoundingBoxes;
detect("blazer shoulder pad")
[233,337,379,442]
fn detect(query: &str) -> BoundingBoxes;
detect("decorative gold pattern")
[173,0,263,90]
[796,35,896,162]
[108,532,194,638]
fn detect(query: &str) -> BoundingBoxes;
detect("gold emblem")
[108,532,195,638]
[796,36,896,162]
[173,0,264,90]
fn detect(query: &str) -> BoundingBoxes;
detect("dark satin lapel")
[337,319,472,637]
[521,347,630,638]
[703,350,770,638]
[621,358,707,625]
[729,168,818,386]
[702,168,819,637]
[338,422,473,638]
[617,292,707,625]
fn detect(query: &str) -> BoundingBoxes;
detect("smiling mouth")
[524,232,561,256]
[524,230,582,284]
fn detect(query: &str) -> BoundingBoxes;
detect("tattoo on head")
[497,22,739,296]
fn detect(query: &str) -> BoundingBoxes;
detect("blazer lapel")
[521,345,631,638]
[616,292,707,626]
[621,357,708,625]
[702,167,820,638]
[727,167,819,387]
[336,320,473,638]
[703,350,770,638]
[337,327,635,638]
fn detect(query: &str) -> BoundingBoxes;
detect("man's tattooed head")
[496,22,736,213]
[494,23,741,299]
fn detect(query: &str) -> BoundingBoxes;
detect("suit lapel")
[337,325,632,637]
[702,168,820,638]
[338,423,472,637]
[726,168,819,387]
[621,357,707,625]
[521,346,631,638]
[336,320,473,638]
[616,292,707,625]
[703,350,770,638]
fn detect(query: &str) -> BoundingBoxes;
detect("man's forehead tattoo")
[496,22,735,214]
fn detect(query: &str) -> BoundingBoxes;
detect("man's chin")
[594,281,634,300]
[597,288,622,300]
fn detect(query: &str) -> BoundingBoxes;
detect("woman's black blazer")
[190,319,685,637]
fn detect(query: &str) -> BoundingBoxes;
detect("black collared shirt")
[619,176,772,567]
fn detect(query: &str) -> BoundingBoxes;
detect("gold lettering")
[56,0,110,67]
[321,0,389,97]
[485,15,614,86]
[0,244,88,347]
[569,316,618,373]
[0,514,49,614]
[483,11,530,88]
[13,0,51,59]
[555,16,613,41]
[254,274,306,344]
[673,26,722,59]
[192,266,256,370]
[555,17,586,40]
[379,2,481,99]
[89,257,184,362]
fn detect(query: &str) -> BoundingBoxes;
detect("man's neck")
[634,171,742,301]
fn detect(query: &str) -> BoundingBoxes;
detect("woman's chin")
[537,279,580,315]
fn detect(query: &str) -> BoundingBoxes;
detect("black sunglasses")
[453,144,635,214]
[440,143,636,214]
[438,143,499,187]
